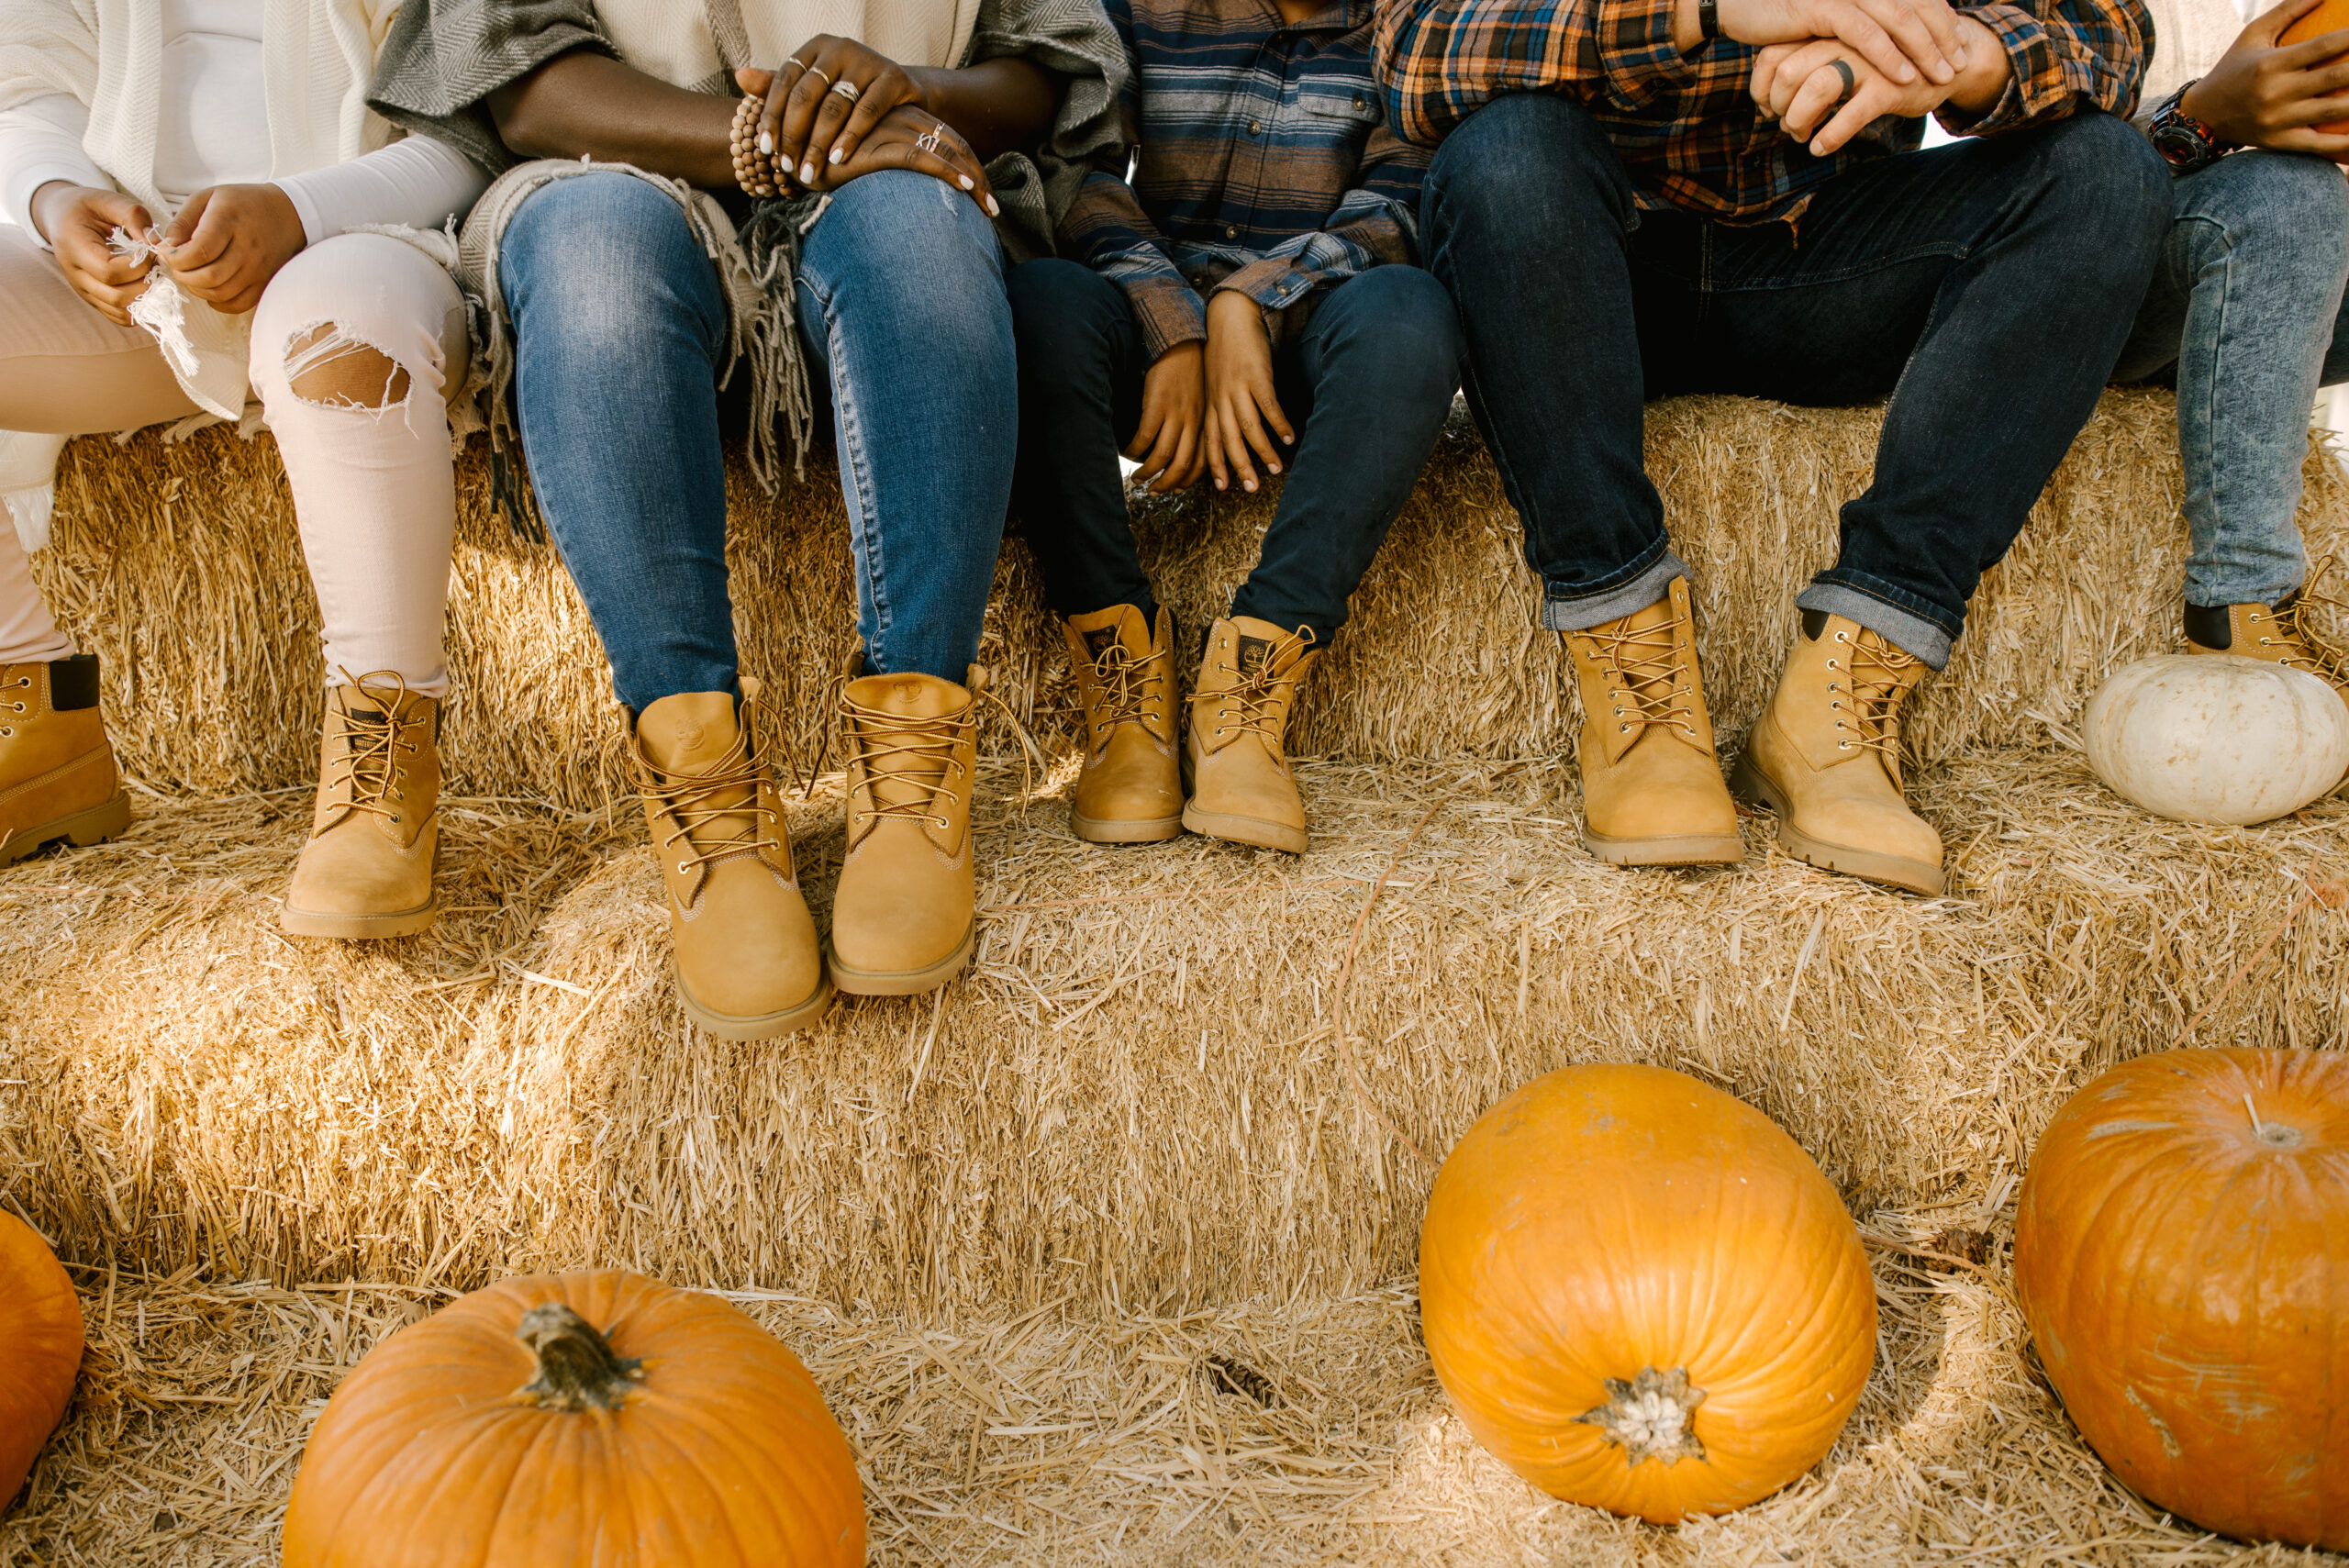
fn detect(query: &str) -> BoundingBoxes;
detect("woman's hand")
[1203,289,1294,495]
[791,101,1000,214]
[739,37,927,192]
[2181,0,2349,156]
[28,182,157,326]
[1127,340,1206,495]
[159,183,307,316]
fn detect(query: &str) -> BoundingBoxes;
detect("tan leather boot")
[634,680,829,1037]
[1560,578,1743,866]
[829,664,984,995]
[0,653,129,865]
[2185,556,2348,705]
[1732,614,1943,895]
[1182,616,1317,853]
[282,675,440,938]
[1065,604,1182,844]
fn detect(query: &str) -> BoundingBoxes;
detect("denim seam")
[806,277,893,665]
[2180,212,2232,596]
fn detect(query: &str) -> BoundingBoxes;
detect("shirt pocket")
[1296,84,1383,127]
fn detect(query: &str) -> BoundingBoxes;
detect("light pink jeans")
[0,225,467,695]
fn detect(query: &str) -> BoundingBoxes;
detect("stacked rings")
[728,94,785,198]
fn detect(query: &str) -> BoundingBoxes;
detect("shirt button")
[1249,119,1264,134]
[1353,95,1366,109]
[1225,224,1239,239]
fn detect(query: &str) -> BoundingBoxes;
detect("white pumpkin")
[2084,654,2349,826]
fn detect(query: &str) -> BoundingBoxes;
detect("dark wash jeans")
[1007,259,1463,645]
[1419,95,2170,667]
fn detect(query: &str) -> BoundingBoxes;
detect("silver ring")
[785,56,807,72]
[806,65,832,86]
[1830,58,1855,98]
[830,78,862,102]
[916,126,944,153]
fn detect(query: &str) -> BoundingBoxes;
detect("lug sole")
[0,789,131,866]
[280,895,439,940]
[678,967,836,1039]
[828,921,976,996]
[1072,808,1184,844]
[1730,754,1945,897]
[1580,826,1744,866]
[1182,802,1307,855]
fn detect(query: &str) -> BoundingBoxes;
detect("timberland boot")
[1065,604,1182,843]
[0,652,129,865]
[1732,613,1943,895]
[1182,615,1317,853]
[2185,556,2349,706]
[282,675,440,938]
[1559,577,1743,866]
[829,663,985,995]
[633,679,829,1038]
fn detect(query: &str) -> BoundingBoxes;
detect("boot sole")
[1730,754,1945,896]
[679,968,836,1039]
[1580,826,1744,866]
[828,921,975,996]
[1072,809,1184,844]
[281,896,439,940]
[1182,803,1307,855]
[0,789,130,866]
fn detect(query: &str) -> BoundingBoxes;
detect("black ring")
[1831,59,1856,98]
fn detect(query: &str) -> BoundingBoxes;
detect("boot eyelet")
[1839,740,1852,750]
[1618,724,1630,734]
[677,862,691,874]
[1835,631,1849,641]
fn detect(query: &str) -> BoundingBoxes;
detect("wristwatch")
[2149,81,2230,174]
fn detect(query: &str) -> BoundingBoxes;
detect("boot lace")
[637,722,783,876]
[2256,555,2349,684]
[1586,612,1698,740]
[1083,639,1164,742]
[844,697,975,831]
[1199,626,1315,743]
[327,670,425,825]
[1827,628,1922,759]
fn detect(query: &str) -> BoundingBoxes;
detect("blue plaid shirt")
[1059,0,1431,359]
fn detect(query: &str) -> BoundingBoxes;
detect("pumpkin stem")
[2244,1093,2305,1150]
[512,1304,645,1412]
[1575,1365,1709,1468]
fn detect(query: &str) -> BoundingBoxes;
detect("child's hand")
[160,184,307,316]
[1127,339,1206,495]
[2184,0,2349,156]
[28,183,157,326]
[1204,289,1293,495]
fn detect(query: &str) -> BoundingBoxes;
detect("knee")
[1326,268,1462,389]
[1426,94,1617,234]
[253,235,461,409]
[2033,112,2171,255]
[1007,260,1125,373]
[2186,150,2349,268]
[807,171,1001,297]
[501,174,720,356]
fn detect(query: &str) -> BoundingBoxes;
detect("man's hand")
[1203,289,1295,496]
[2180,0,2349,157]
[1682,0,1966,87]
[1753,14,2009,153]
[1128,340,1206,495]
[160,184,306,315]
[28,182,157,326]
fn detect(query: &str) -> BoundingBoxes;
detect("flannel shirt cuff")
[1942,5,2060,134]
[1598,0,1702,103]
[1214,258,1317,345]
[1125,275,1210,361]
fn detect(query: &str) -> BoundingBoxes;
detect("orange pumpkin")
[0,1212,82,1509]
[2014,1048,2349,1551]
[283,1269,865,1567]
[2281,0,2349,135]
[1419,1064,1876,1522]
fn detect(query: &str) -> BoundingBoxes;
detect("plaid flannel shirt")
[1375,0,2152,226]
[1059,0,1431,360]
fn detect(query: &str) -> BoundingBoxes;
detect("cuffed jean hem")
[2184,565,2308,611]
[1797,574,1954,671]
[1539,545,1687,632]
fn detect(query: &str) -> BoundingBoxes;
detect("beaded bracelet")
[729,94,783,198]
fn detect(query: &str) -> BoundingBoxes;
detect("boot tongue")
[1228,616,1304,681]
[846,673,970,812]
[638,691,756,840]
[1074,605,1152,665]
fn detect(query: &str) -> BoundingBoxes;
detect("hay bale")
[38,390,2343,806]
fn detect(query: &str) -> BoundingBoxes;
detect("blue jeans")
[1007,260,1463,643]
[499,171,1014,706]
[2111,150,2349,608]
[1419,96,2170,668]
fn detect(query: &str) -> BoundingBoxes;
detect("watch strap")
[1698,0,1719,40]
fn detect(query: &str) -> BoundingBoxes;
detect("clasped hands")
[31,180,306,324]
[1690,0,2012,156]
[734,36,998,216]
[1127,291,1295,499]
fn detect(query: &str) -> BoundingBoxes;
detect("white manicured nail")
[829,147,844,163]
[959,174,974,189]
[985,195,1000,217]
[801,162,817,183]
[759,131,774,155]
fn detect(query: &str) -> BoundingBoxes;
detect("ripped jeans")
[0,226,468,689]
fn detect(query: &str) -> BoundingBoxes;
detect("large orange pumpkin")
[0,1212,82,1509]
[1419,1064,1876,1522]
[283,1269,865,1566]
[2014,1048,2348,1551]
[2281,0,2349,134]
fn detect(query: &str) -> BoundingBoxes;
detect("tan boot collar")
[2256,558,2348,688]
[1193,617,1316,758]
[634,684,787,906]
[317,672,436,845]
[1564,578,1711,766]
[841,667,982,853]
[1066,605,1174,751]
[1812,616,1926,786]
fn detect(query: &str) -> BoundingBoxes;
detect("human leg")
[796,170,1016,991]
[501,172,824,1031]
[0,226,200,435]
[1419,95,1740,867]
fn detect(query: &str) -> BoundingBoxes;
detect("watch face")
[2152,116,2210,169]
